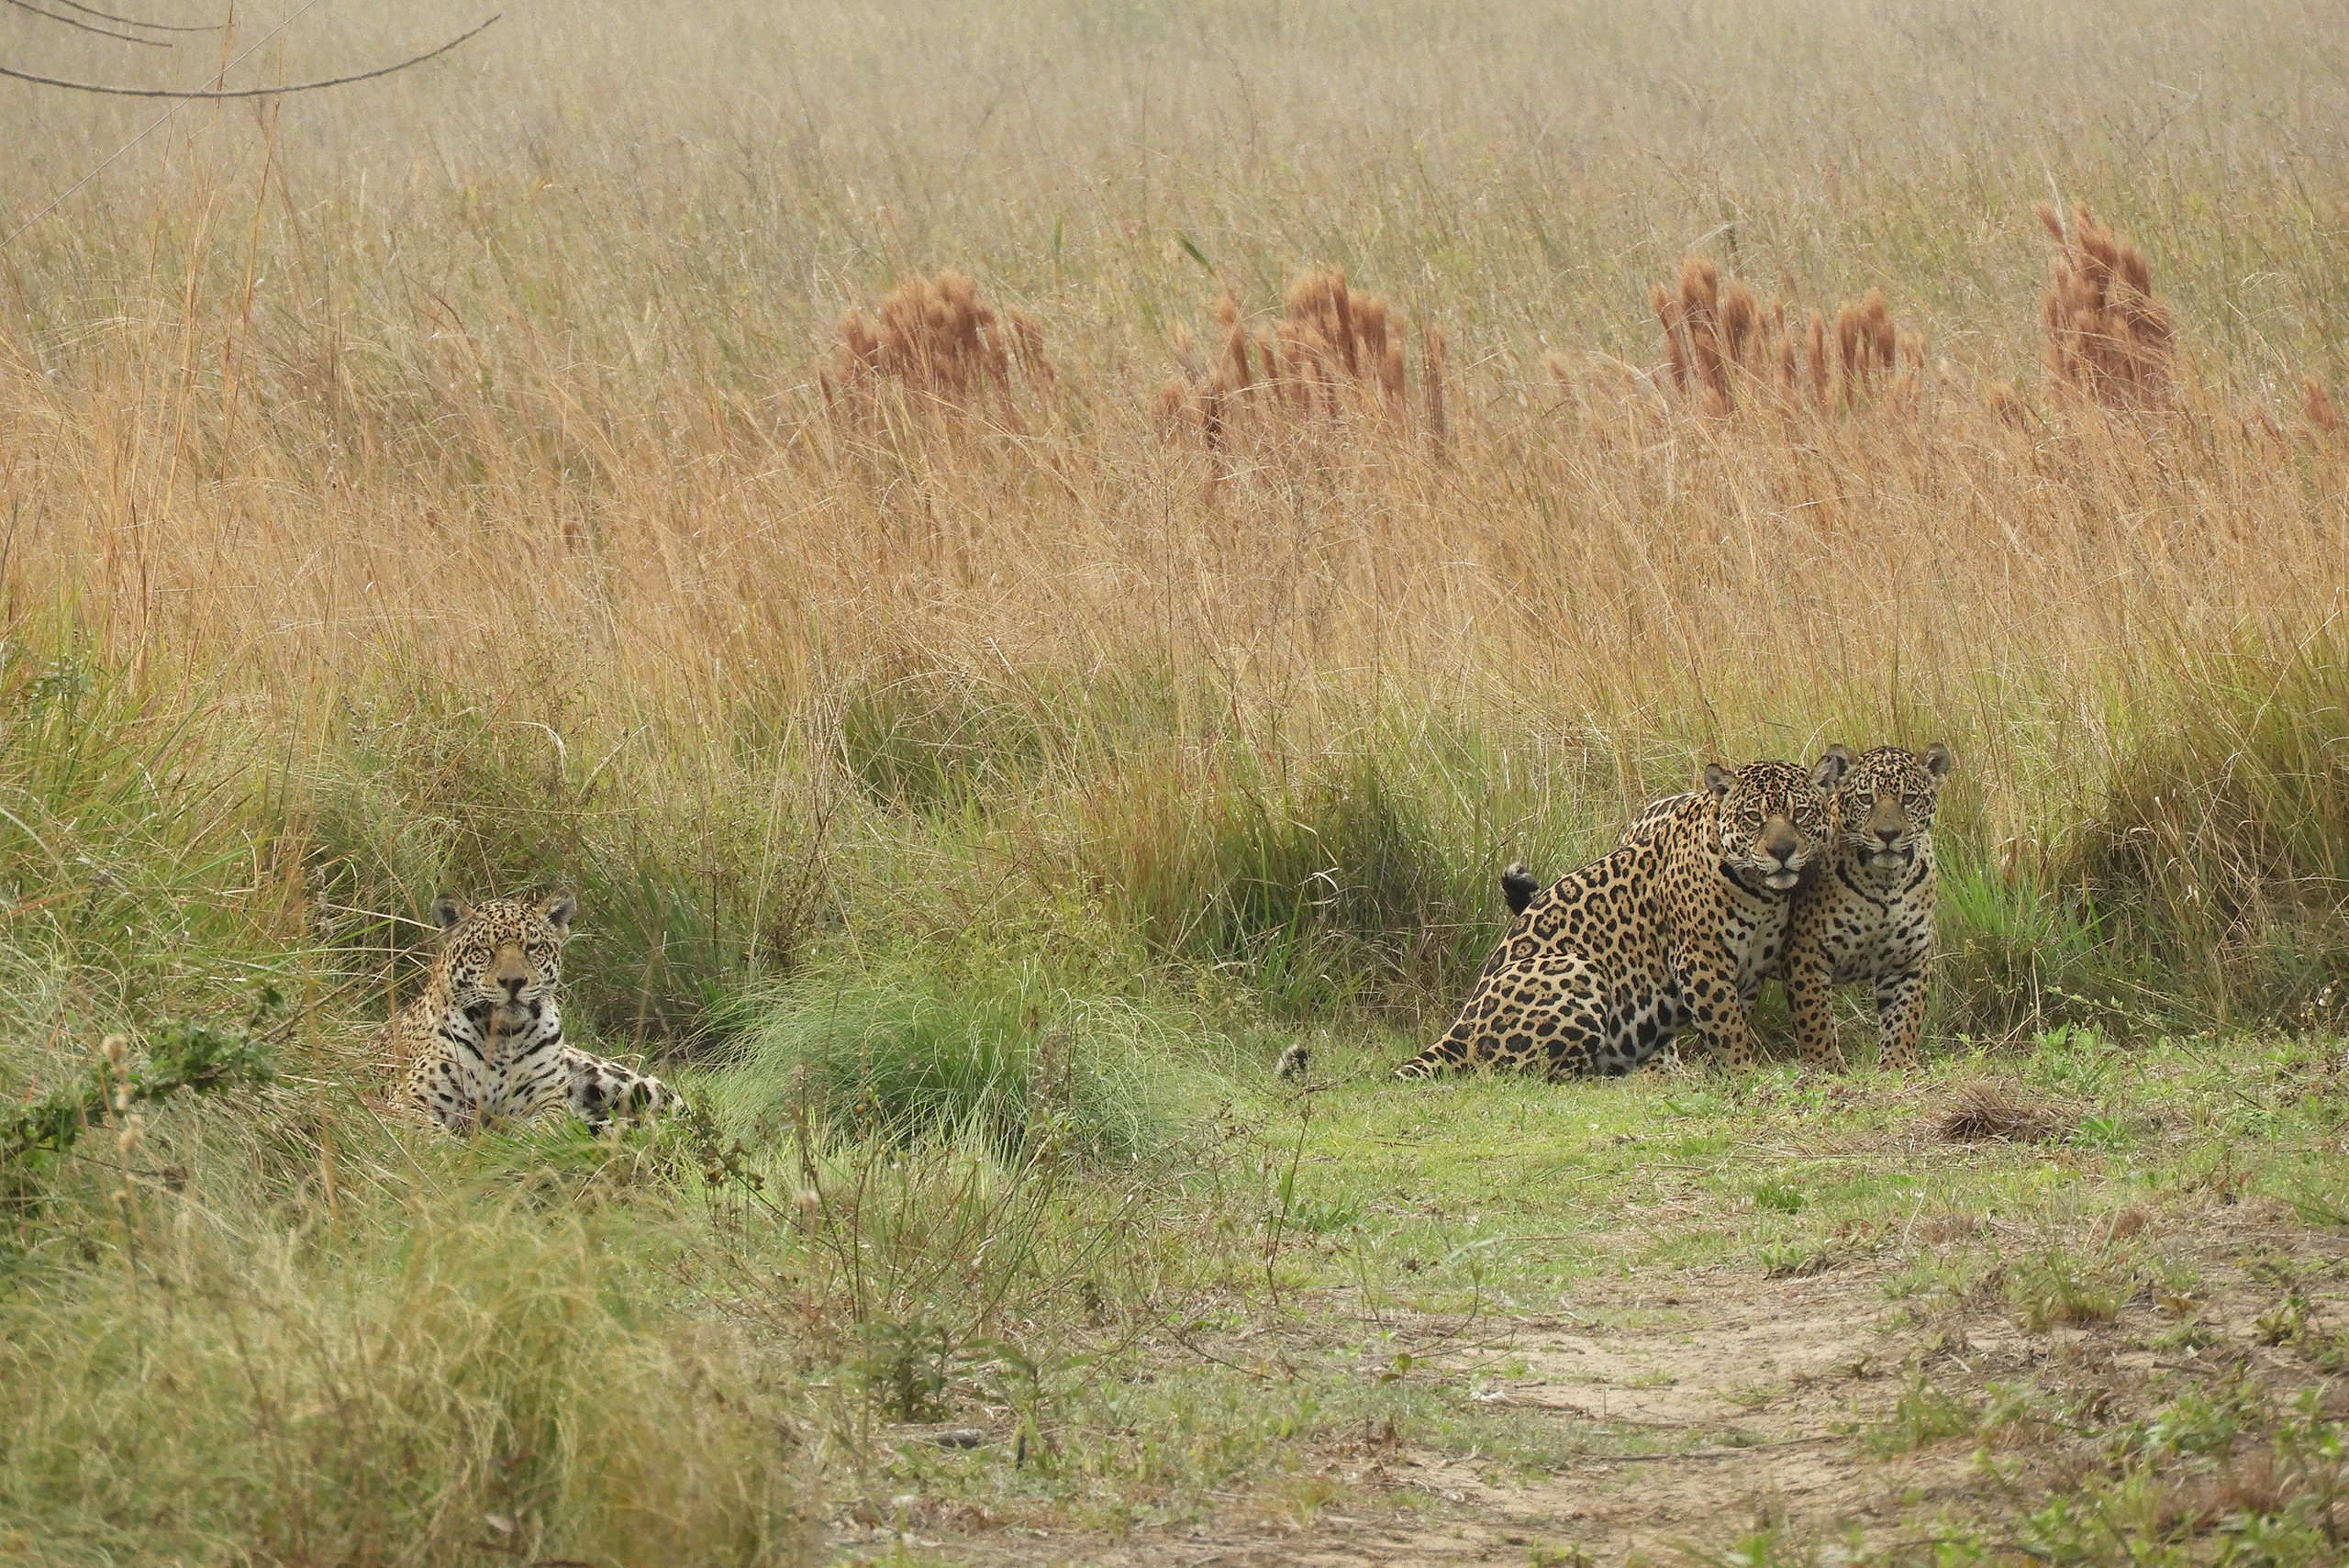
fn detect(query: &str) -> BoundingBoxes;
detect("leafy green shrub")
[3,1019,276,1218]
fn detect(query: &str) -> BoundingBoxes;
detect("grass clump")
[2070,635,2349,1029]
[1082,743,1483,1016]
[0,1171,815,1567]
[837,663,1065,815]
[707,954,1231,1163]
[2039,203,2176,408]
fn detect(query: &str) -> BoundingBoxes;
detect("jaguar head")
[430,893,576,1033]
[1704,752,1848,893]
[1829,742,1954,873]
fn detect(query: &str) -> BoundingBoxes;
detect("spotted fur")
[1783,743,1954,1071]
[1398,757,1844,1080]
[1607,745,1858,1008]
[385,895,681,1135]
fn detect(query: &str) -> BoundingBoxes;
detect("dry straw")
[2038,204,2174,407]
[1936,1082,2067,1144]
[2305,375,2340,435]
[1158,266,1434,450]
[824,270,1052,425]
[1650,254,1920,415]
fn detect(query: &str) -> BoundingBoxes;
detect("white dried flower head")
[99,1034,128,1069]
[115,1113,146,1156]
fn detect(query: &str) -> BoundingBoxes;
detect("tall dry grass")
[1,0,2346,1033]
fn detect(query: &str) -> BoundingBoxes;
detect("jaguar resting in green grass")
[1398,755,1844,1079]
[386,895,682,1135]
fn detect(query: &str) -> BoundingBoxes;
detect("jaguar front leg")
[1783,919,1847,1069]
[1673,940,1762,1071]
[1871,966,1930,1073]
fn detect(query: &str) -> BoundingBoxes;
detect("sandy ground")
[832,1194,2349,1566]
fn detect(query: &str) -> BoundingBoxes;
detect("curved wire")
[0,12,497,97]
[3,0,171,46]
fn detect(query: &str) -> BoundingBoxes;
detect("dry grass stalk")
[1423,324,1448,445]
[1936,1082,2067,1144]
[2306,375,2340,434]
[1985,378,2036,430]
[1163,267,1428,448]
[825,270,1052,423]
[2039,203,2174,408]
[1653,254,1913,416]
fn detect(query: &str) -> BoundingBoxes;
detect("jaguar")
[385,895,681,1134]
[1397,755,1844,1078]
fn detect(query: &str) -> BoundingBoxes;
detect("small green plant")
[4,1020,277,1216]
[2254,1295,2313,1347]
[2071,1112,2133,1151]
[1757,1239,1839,1278]
[1753,1181,1806,1213]
[1688,1524,1820,1568]
[859,1311,960,1422]
[1867,1378,1978,1453]
[2011,1251,2121,1330]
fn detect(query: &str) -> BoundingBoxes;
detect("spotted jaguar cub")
[1784,743,1954,1071]
[386,895,680,1135]
[1398,756,1844,1080]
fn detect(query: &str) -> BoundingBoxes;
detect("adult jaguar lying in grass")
[386,894,681,1134]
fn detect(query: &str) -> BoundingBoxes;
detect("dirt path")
[851,1262,1968,1564]
[838,1197,2348,1566]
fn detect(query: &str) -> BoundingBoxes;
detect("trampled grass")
[5,0,2349,1560]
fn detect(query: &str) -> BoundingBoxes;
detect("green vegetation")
[6,0,2349,1560]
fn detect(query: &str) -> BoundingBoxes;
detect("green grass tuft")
[705,954,1233,1163]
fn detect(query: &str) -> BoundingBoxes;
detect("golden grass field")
[3,2,2349,1562]
[6,0,2347,1024]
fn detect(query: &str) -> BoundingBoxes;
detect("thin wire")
[0,0,325,252]
[51,0,224,30]
[4,0,172,46]
[0,13,495,98]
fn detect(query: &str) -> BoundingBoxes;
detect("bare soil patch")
[848,1195,2349,1565]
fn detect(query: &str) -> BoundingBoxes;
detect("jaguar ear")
[1812,745,1854,791]
[430,895,470,933]
[1703,762,1732,798]
[540,893,578,933]
[1922,741,1954,779]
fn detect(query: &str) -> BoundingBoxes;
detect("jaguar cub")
[386,894,680,1134]
[1784,742,1954,1071]
[1398,756,1843,1080]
